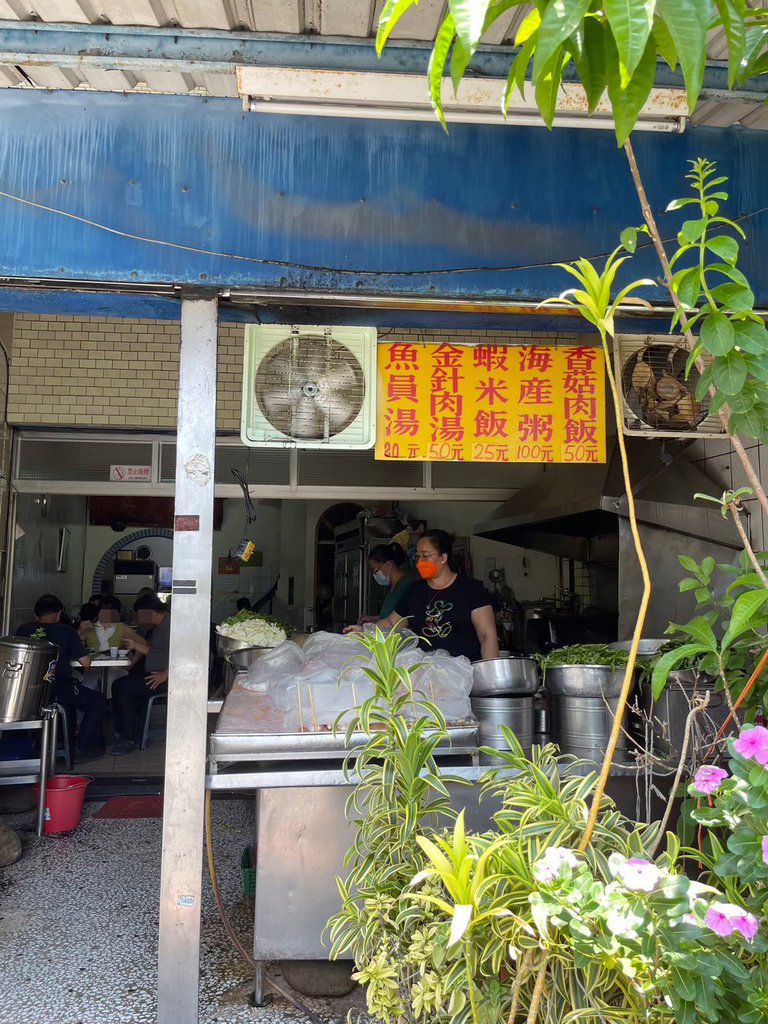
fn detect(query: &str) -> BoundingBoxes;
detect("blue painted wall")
[0,90,765,306]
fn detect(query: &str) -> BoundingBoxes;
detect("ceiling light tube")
[238,66,689,133]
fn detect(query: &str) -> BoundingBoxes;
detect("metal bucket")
[548,694,630,761]
[0,636,58,723]
[544,665,627,697]
[641,672,731,757]
[471,695,534,764]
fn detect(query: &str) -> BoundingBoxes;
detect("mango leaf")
[652,644,709,699]
[450,35,473,94]
[532,0,592,83]
[714,0,747,89]
[507,34,536,106]
[604,0,655,84]
[678,615,719,651]
[605,31,657,146]
[377,0,420,53]
[450,0,492,55]
[569,15,607,113]
[700,311,735,356]
[732,319,768,356]
[656,0,710,110]
[712,350,747,395]
[652,15,678,70]
[706,235,739,263]
[721,589,768,650]
[427,12,457,129]
[535,46,568,129]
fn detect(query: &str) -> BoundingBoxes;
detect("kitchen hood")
[474,437,741,561]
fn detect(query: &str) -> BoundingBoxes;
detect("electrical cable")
[203,789,328,1024]
[0,186,766,279]
[231,468,257,525]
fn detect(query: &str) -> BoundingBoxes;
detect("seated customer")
[80,595,144,653]
[111,593,170,756]
[16,594,106,760]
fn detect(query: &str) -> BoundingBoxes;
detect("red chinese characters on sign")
[561,346,601,463]
[375,341,605,463]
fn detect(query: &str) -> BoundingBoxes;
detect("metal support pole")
[158,297,218,1024]
[36,708,52,838]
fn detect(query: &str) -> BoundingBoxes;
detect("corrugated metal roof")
[0,0,765,130]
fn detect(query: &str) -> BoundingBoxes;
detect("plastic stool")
[140,693,167,750]
[52,704,72,770]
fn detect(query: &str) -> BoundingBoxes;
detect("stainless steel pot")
[544,665,628,698]
[548,693,630,761]
[471,657,538,696]
[0,635,58,723]
[225,647,270,673]
[641,671,731,756]
[471,695,534,764]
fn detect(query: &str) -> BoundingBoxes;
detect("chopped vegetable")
[216,610,293,648]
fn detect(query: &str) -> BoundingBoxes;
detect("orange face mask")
[416,559,439,580]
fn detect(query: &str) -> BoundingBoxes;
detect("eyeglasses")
[416,550,441,562]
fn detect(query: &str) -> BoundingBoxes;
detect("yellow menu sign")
[375,341,605,464]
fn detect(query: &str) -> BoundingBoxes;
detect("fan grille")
[254,334,366,441]
[616,337,725,437]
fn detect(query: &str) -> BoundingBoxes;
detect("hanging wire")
[232,452,257,526]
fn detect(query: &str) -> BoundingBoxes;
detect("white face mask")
[372,570,389,587]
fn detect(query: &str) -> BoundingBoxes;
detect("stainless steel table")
[0,707,54,837]
[206,680,483,1005]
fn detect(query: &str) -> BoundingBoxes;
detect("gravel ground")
[0,797,363,1024]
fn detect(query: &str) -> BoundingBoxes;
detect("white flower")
[533,847,579,884]
[615,858,661,893]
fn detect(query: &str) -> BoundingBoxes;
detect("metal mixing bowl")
[608,639,667,658]
[471,656,539,696]
[215,633,268,660]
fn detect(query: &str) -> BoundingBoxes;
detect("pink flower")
[704,902,760,941]
[762,836,768,866]
[615,858,661,892]
[692,765,728,796]
[733,725,768,765]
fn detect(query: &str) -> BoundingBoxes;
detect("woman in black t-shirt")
[345,530,499,662]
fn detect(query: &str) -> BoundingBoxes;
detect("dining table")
[70,655,133,695]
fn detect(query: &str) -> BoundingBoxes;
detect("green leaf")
[711,282,755,312]
[427,12,457,129]
[450,0,491,55]
[679,615,719,651]
[605,30,657,146]
[706,234,739,263]
[651,644,709,699]
[712,350,748,395]
[656,0,709,110]
[729,407,767,443]
[376,0,419,54]
[694,362,715,400]
[450,35,473,95]
[620,226,638,253]
[678,555,700,573]
[724,383,757,414]
[700,311,735,355]
[507,34,536,106]
[535,46,568,129]
[674,267,701,308]
[714,0,747,90]
[680,218,708,243]
[748,355,768,382]
[532,0,592,83]
[732,319,768,355]
[652,15,678,70]
[722,589,768,650]
[569,15,607,113]
[604,0,655,83]
[708,263,750,288]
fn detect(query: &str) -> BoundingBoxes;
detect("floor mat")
[92,795,163,819]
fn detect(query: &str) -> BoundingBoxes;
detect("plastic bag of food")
[410,650,473,721]
[279,671,375,731]
[241,641,304,693]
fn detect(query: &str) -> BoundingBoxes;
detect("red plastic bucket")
[34,775,91,834]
